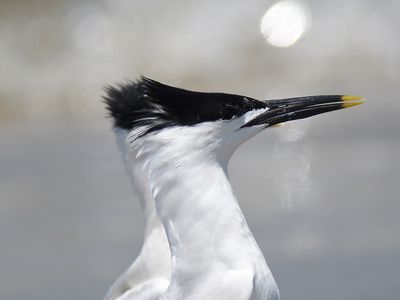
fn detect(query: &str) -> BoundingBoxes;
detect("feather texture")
[103,77,266,139]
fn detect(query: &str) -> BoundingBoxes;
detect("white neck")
[132,125,278,299]
[162,162,258,266]
[105,130,171,300]
[123,149,171,281]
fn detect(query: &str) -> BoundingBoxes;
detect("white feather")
[103,129,171,300]
[122,108,280,300]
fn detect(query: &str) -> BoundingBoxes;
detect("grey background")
[1,0,399,299]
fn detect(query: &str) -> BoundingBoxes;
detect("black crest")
[104,76,266,137]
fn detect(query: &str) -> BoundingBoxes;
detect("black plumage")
[104,76,266,137]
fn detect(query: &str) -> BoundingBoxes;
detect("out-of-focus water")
[1,113,399,300]
[1,0,400,299]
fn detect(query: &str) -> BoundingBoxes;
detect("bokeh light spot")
[260,0,310,48]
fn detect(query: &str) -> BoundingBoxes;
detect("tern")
[103,77,363,300]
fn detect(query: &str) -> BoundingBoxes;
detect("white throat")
[129,120,279,300]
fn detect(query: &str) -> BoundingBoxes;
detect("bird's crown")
[104,76,266,138]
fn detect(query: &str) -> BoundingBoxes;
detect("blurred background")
[1,0,399,299]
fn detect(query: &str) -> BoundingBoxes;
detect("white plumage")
[107,109,280,300]
[103,129,171,300]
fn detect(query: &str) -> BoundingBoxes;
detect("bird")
[103,76,364,300]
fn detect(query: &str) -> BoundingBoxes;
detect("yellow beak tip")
[270,123,284,128]
[341,95,366,108]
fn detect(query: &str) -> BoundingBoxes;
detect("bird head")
[104,77,363,166]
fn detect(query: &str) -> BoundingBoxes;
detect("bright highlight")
[260,0,310,48]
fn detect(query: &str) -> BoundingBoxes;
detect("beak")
[241,95,365,128]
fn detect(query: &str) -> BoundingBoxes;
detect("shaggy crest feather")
[103,76,267,139]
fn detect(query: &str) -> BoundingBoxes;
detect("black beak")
[241,95,365,128]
